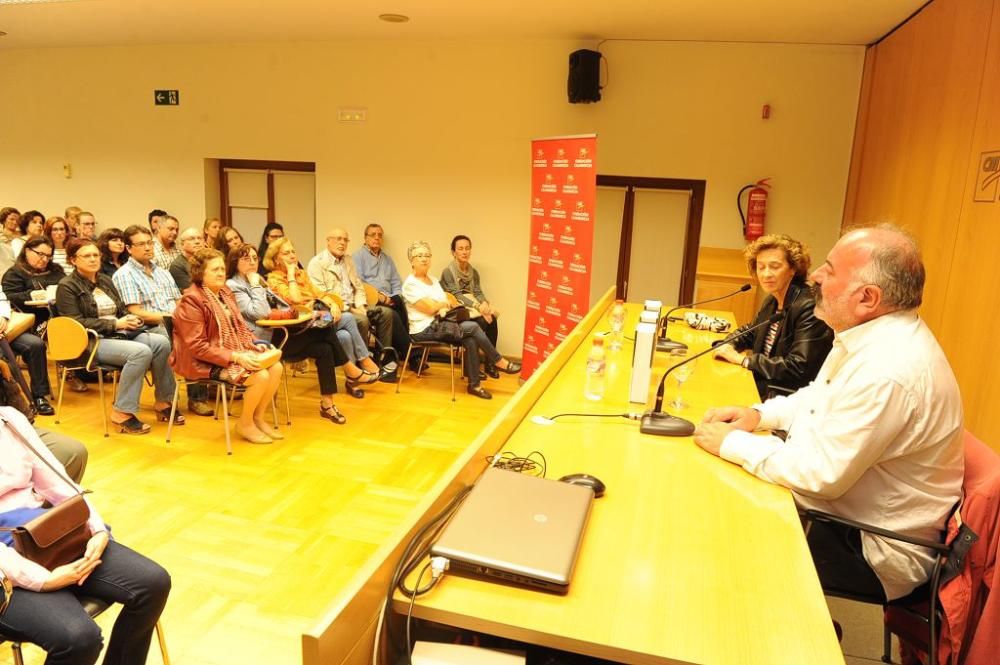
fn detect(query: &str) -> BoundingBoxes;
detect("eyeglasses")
[75,252,101,260]
[130,240,154,248]
[27,247,53,259]
[412,253,432,259]
[366,231,384,238]
[329,236,349,242]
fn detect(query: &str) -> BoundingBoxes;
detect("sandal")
[345,369,380,385]
[343,378,366,399]
[156,407,186,425]
[113,415,151,435]
[320,403,347,425]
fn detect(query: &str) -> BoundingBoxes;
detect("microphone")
[657,283,753,352]
[640,310,784,437]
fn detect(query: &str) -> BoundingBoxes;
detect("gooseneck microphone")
[657,283,753,352]
[640,310,785,437]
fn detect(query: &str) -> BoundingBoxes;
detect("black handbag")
[440,307,469,324]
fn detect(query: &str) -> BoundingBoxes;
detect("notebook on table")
[430,467,594,594]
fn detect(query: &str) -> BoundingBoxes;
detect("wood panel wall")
[843,0,1000,448]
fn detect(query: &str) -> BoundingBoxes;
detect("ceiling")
[0,0,928,49]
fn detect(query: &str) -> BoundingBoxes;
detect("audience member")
[171,248,284,444]
[203,217,221,245]
[264,239,381,393]
[214,225,244,254]
[440,234,501,377]
[112,225,211,416]
[0,207,20,275]
[228,243,360,420]
[308,228,409,379]
[402,241,520,400]
[56,239,181,434]
[169,227,203,291]
[76,212,97,241]
[63,205,82,236]
[97,228,128,278]
[148,208,167,234]
[12,210,44,257]
[257,222,285,269]
[151,214,181,270]
[694,225,964,602]
[353,223,407,325]
[44,216,72,274]
[712,234,833,398]
[0,404,170,664]
[0,240,60,414]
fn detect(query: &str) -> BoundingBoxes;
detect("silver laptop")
[430,467,594,594]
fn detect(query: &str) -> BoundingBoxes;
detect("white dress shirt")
[720,310,964,600]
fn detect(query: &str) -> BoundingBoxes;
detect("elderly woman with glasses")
[55,239,180,434]
[263,238,382,395]
[402,241,520,400]
[0,236,65,415]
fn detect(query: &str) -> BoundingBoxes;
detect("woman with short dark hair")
[170,248,284,443]
[440,234,501,378]
[96,228,127,278]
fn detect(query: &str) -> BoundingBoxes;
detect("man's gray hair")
[854,223,925,310]
[406,240,432,261]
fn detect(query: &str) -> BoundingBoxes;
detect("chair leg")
[11,642,24,665]
[165,382,180,444]
[418,348,430,378]
[449,346,456,401]
[220,384,232,455]
[97,370,109,438]
[54,365,68,424]
[155,619,170,665]
[396,345,414,394]
[882,622,892,663]
[282,373,292,425]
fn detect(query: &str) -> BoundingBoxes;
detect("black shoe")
[484,364,500,379]
[379,369,399,383]
[479,370,487,381]
[34,397,55,416]
[467,385,492,400]
[499,361,522,375]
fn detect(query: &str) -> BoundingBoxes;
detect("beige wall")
[1,39,863,354]
[844,0,1000,449]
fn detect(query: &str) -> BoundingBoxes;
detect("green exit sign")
[154,90,179,106]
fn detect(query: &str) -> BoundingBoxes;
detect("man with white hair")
[694,225,964,603]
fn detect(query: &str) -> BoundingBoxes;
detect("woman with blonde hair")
[171,248,284,444]
[713,233,833,398]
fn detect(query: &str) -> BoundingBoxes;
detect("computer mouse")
[558,473,606,498]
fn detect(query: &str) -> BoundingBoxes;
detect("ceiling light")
[378,13,409,23]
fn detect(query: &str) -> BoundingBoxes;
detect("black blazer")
[54,270,129,337]
[734,280,833,398]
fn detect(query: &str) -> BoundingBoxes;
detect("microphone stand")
[656,284,753,353]
[640,311,784,437]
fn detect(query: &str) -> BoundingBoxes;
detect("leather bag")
[0,423,92,571]
[0,311,36,342]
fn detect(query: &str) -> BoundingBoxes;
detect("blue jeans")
[0,540,171,665]
[334,313,371,364]
[95,332,176,414]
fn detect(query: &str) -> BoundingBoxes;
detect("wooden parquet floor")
[2,362,519,665]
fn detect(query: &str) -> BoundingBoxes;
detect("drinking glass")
[670,360,695,411]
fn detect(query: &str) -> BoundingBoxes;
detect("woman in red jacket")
[170,248,283,445]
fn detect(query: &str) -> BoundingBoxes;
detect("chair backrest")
[45,317,91,363]
[362,282,379,308]
[961,431,1000,498]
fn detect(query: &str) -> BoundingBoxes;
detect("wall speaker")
[568,49,602,104]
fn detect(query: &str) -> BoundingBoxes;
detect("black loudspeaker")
[568,49,602,104]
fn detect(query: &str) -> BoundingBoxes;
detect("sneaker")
[187,400,214,417]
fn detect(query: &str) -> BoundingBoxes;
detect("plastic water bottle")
[608,299,626,351]
[584,335,607,401]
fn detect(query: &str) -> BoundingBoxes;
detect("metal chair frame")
[46,317,121,438]
[396,339,463,401]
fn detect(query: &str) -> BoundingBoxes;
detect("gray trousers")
[35,427,88,484]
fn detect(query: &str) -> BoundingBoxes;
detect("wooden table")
[395,303,844,665]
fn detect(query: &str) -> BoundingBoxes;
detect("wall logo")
[555,323,569,342]
[574,147,593,168]
[541,173,557,193]
[559,225,576,246]
[557,275,574,296]
[553,148,569,168]
[536,270,552,290]
[547,248,564,269]
[531,197,544,217]
[526,291,541,310]
[571,200,590,222]
[567,303,583,323]
[533,149,547,168]
[534,316,551,337]
[544,296,562,317]
[544,342,556,358]
[569,252,588,274]
[975,150,1000,202]
[524,334,539,354]
[538,223,555,241]
[562,173,579,194]
[528,245,542,264]
[550,199,567,219]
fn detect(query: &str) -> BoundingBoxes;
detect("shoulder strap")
[2,419,84,495]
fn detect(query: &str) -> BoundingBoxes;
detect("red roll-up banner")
[520,134,597,380]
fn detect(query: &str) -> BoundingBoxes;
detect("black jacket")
[733,280,833,398]
[54,270,129,337]
[1,263,65,324]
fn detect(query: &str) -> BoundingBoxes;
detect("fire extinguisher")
[737,178,771,241]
